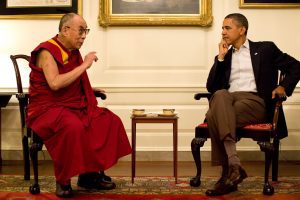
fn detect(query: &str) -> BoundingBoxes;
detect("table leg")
[131,119,136,184]
[173,119,178,184]
[0,108,2,168]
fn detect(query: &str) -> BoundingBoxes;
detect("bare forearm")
[38,50,97,91]
[48,64,88,90]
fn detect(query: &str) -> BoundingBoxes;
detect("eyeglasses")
[65,26,90,36]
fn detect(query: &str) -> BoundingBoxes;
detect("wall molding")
[2,150,300,162]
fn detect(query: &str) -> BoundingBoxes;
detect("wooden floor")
[1,160,300,177]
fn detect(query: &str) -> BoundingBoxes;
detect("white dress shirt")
[228,40,257,93]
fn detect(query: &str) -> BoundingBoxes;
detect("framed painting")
[240,0,300,8]
[0,0,82,19]
[98,0,213,27]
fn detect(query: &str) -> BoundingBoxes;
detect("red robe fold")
[27,36,131,184]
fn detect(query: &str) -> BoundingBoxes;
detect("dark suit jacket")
[206,40,300,139]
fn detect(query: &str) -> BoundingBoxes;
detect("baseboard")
[2,150,300,162]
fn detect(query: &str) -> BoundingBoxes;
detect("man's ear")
[61,26,68,35]
[240,26,246,35]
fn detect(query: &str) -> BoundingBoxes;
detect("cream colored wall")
[1,0,300,160]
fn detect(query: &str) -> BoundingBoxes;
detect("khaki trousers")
[206,89,266,166]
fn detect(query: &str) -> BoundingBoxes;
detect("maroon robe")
[27,36,132,185]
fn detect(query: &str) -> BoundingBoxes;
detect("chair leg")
[29,133,42,195]
[272,139,280,181]
[258,141,274,195]
[190,137,206,187]
[22,135,30,180]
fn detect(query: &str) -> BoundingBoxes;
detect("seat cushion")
[242,123,272,130]
[198,122,272,130]
[198,123,208,128]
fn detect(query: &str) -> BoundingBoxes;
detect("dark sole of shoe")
[205,185,238,196]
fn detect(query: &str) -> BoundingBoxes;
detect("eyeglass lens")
[65,26,90,36]
[79,28,90,35]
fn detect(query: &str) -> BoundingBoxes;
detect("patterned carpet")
[0,175,300,199]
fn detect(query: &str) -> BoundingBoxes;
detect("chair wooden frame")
[189,73,287,195]
[10,54,31,181]
[10,54,107,194]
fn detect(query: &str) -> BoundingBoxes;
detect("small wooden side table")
[0,94,13,168]
[131,115,178,184]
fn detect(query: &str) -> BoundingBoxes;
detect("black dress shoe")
[226,164,247,186]
[205,182,237,196]
[213,168,228,188]
[56,183,73,198]
[93,179,116,190]
[205,171,237,196]
[78,172,116,190]
[100,171,112,182]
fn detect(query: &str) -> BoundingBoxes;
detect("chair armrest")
[272,94,287,103]
[194,92,212,101]
[16,93,29,103]
[271,94,287,135]
[93,89,107,100]
[194,93,287,102]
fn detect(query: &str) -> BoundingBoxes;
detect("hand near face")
[83,51,98,69]
[218,38,229,61]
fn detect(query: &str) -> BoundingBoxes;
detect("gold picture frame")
[98,0,213,27]
[240,0,300,8]
[0,0,82,19]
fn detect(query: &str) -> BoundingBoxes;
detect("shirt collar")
[243,39,250,49]
[233,39,249,52]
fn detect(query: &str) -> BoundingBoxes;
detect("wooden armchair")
[10,54,31,181]
[10,54,107,194]
[189,73,287,195]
